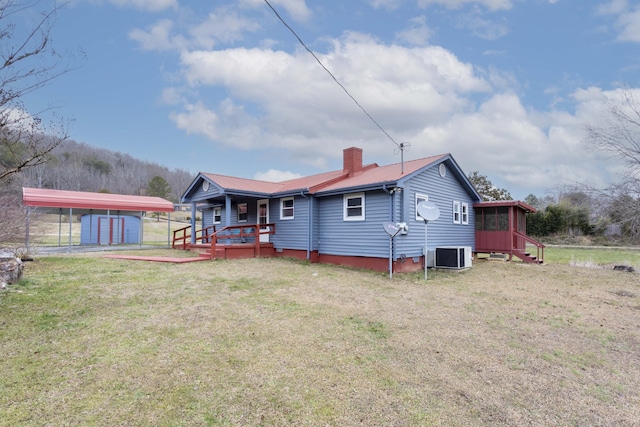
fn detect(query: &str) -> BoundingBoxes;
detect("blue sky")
[17,0,640,199]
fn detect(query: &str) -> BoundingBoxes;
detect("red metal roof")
[474,200,536,213]
[200,155,448,196]
[315,155,447,193]
[22,188,175,212]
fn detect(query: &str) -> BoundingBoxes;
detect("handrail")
[172,225,217,250]
[209,223,276,260]
[514,230,545,262]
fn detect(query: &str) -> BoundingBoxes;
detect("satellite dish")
[383,222,401,237]
[417,201,440,222]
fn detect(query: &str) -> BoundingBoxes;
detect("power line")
[263,0,400,148]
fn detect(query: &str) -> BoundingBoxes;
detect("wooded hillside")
[10,139,195,203]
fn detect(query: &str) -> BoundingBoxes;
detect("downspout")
[300,191,310,260]
[382,185,396,269]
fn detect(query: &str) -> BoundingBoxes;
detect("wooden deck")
[104,254,209,263]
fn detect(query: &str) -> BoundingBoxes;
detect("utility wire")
[263,0,400,148]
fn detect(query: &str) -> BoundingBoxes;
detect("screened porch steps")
[513,250,543,264]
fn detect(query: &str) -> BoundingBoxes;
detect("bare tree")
[0,0,76,184]
[585,88,640,242]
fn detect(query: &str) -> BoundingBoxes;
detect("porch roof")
[22,187,175,213]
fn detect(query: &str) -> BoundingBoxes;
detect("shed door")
[98,217,125,245]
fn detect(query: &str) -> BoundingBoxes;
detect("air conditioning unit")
[434,247,472,269]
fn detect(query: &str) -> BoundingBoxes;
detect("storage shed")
[22,187,175,248]
[80,214,142,245]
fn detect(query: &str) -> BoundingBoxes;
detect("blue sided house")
[177,147,509,273]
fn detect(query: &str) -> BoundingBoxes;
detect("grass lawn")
[1,253,639,426]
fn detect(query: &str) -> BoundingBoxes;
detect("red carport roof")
[22,187,174,212]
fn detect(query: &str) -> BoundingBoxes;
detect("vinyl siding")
[394,163,476,259]
[202,206,225,230]
[271,195,310,250]
[318,190,391,258]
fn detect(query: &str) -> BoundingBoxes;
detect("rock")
[613,265,636,273]
[0,257,24,288]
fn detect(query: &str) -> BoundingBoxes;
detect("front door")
[258,199,269,242]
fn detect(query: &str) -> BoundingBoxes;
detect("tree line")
[15,139,194,202]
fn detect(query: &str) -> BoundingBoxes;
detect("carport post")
[25,206,31,248]
[140,212,145,246]
[68,208,73,249]
[167,212,171,248]
[58,208,62,246]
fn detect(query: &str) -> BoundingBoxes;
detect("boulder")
[0,257,24,289]
[613,265,636,273]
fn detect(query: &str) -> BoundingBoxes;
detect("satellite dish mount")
[416,201,440,279]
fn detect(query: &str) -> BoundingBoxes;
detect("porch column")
[190,202,196,244]
[225,195,232,227]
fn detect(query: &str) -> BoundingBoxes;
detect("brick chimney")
[343,147,363,176]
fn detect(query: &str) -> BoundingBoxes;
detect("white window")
[213,207,221,224]
[343,193,365,221]
[237,202,248,222]
[453,201,461,224]
[415,193,429,221]
[461,203,469,225]
[280,197,294,220]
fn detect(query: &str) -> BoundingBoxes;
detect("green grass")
[1,254,639,426]
[542,245,640,267]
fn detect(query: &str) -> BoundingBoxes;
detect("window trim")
[453,201,461,224]
[213,206,221,224]
[343,192,365,221]
[237,202,248,223]
[461,202,469,225]
[280,197,294,220]
[415,193,429,221]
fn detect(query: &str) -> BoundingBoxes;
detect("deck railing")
[172,225,217,250]
[208,224,276,260]
[514,230,545,263]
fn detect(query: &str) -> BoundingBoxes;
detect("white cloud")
[129,19,188,51]
[396,15,433,46]
[595,0,640,43]
[596,0,628,15]
[416,0,512,11]
[253,169,302,181]
[173,32,491,166]
[163,20,629,198]
[370,0,513,11]
[457,8,509,40]
[108,0,177,12]
[189,9,261,49]
[240,0,311,21]
[616,7,640,42]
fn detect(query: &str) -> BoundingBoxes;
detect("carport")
[22,187,175,249]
